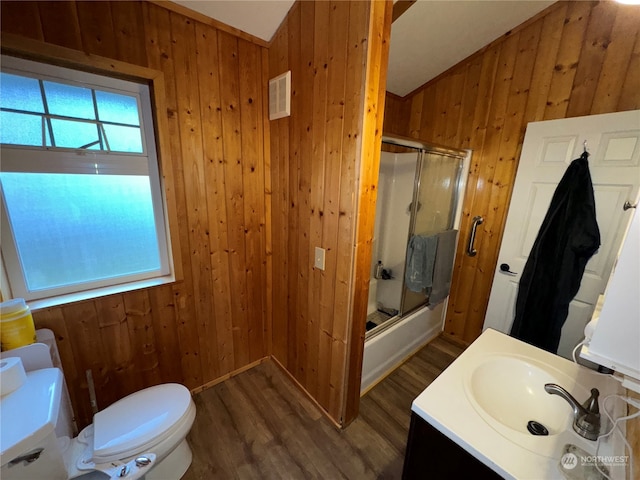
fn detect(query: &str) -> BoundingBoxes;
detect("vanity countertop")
[411,329,626,479]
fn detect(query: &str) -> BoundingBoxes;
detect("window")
[0,56,173,305]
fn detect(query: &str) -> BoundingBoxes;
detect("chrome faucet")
[544,383,600,441]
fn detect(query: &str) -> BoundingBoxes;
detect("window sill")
[27,274,176,312]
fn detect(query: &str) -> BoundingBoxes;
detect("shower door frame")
[366,134,470,340]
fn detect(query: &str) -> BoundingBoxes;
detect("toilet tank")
[0,329,76,438]
[0,368,68,480]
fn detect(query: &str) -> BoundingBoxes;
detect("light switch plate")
[314,247,325,270]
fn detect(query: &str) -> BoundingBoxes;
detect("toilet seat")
[90,383,193,464]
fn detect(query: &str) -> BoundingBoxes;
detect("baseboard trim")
[189,356,269,395]
[188,355,341,429]
[270,356,343,430]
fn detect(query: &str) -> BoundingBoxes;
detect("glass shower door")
[400,151,464,315]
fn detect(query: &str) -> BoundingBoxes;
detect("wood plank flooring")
[182,335,465,479]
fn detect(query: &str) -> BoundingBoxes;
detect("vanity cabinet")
[402,412,501,479]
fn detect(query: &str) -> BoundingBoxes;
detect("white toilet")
[0,340,196,480]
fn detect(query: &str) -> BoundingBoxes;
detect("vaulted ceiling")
[173,0,555,97]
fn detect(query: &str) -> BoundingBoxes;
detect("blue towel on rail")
[405,234,438,293]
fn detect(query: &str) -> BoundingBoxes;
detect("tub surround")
[409,329,626,479]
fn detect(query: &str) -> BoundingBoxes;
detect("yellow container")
[0,298,36,351]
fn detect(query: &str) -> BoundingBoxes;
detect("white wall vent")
[269,71,291,120]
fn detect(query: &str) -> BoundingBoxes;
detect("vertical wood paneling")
[269,21,289,368]
[617,31,640,111]
[565,1,617,118]
[343,0,392,425]
[110,1,148,67]
[36,1,82,50]
[287,4,302,377]
[0,2,43,41]
[170,12,213,385]
[457,57,483,150]
[123,290,162,387]
[383,0,640,345]
[75,1,117,58]
[61,301,105,422]
[148,284,182,384]
[590,4,640,114]
[543,1,591,120]
[296,1,314,386]
[452,33,520,338]
[94,294,134,403]
[2,0,269,427]
[262,46,273,358]
[464,24,541,341]
[218,31,252,371]
[444,70,465,145]
[238,39,267,363]
[307,0,330,400]
[383,92,409,135]
[194,22,234,376]
[523,4,567,123]
[269,0,391,424]
[318,0,349,411]
[407,89,423,136]
[318,1,352,412]
[142,2,202,389]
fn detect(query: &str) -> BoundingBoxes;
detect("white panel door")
[484,110,640,359]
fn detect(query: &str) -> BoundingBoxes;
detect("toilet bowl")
[1,363,196,480]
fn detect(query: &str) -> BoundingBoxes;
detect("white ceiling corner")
[172,0,555,97]
[387,0,555,96]
[173,0,296,42]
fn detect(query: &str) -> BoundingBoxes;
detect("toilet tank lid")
[1,368,62,464]
[93,383,192,459]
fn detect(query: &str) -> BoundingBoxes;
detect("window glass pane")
[43,81,95,120]
[0,111,43,146]
[0,73,45,113]
[103,124,143,153]
[50,118,100,149]
[1,172,162,292]
[95,91,140,126]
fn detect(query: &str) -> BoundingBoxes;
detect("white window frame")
[0,55,174,307]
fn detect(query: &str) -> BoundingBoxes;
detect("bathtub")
[360,302,445,394]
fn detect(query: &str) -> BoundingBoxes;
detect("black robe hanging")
[510,152,600,354]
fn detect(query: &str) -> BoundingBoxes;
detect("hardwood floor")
[182,335,465,479]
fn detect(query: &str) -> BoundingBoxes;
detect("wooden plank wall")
[343,0,393,425]
[268,0,391,425]
[1,1,270,427]
[383,92,410,135]
[382,0,640,344]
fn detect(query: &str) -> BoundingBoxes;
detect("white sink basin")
[463,353,592,457]
[412,330,626,479]
[466,355,585,436]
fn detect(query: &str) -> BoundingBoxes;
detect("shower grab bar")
[466,216,484,257]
